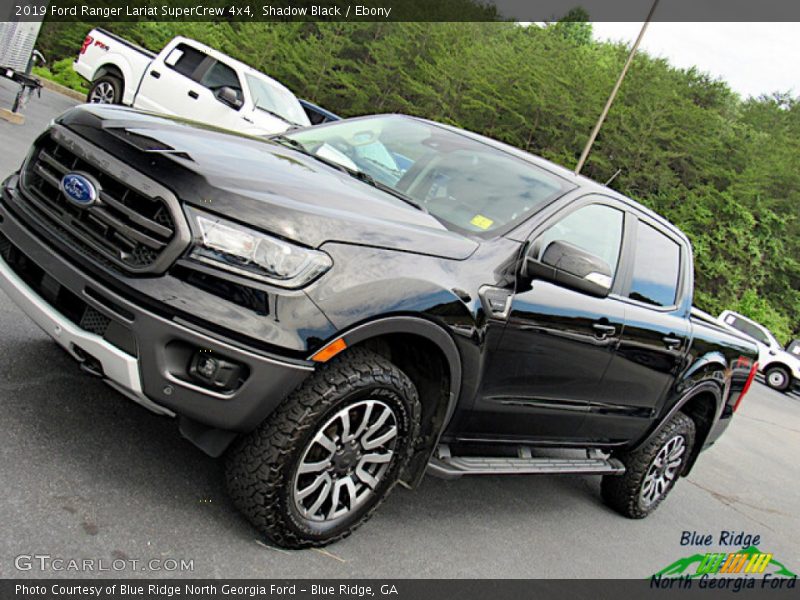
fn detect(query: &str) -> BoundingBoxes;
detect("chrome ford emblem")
[60,173,98,207]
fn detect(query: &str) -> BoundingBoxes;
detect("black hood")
[58,105,478,260]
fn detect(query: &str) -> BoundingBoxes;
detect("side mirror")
[215,86,244,110]
[524,240,612,297]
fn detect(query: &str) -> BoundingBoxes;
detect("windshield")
[245,74,310,127]
[283,115,567,234]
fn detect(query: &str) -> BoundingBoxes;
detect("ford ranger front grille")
[17,126,190,274]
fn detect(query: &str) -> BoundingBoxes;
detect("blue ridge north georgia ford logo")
[59,173,98,207]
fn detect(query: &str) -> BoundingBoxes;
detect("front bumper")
[0,185,316,438]
[0,241,169,415]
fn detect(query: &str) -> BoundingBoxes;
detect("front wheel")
[764,366,791,392]
[225,348,420,548]
[601,412,695,518]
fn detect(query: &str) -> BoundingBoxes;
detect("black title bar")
[3,578,799,600]
[4,0,800,23]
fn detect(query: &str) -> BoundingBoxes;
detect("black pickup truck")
[0,106,758,548]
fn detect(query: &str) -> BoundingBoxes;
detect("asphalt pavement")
[0,77,798,579]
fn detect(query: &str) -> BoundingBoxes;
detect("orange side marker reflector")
[311,338,347,363]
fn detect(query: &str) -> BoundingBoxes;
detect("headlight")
[187,208,332,288]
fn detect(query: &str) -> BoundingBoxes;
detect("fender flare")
[318,315,463,430]
[761,361,793,375]
[91,58,132,103]
[632,380,724,473]
[185,316,463,461]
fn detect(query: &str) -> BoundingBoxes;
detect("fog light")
[188,350,245,391]
[196,355,218,379]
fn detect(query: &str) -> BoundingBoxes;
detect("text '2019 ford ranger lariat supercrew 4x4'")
[0,106,758,548]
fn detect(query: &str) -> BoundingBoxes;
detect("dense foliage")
[36,19,800,342]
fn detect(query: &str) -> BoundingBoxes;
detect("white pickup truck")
[718,309,800,392]
[73,28,312,135]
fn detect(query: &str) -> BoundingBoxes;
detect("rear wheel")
[764,365,791,392]
[87,75,122,104]
[225,348,420,548]
[601,412,695,518]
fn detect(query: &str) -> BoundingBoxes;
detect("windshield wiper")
[256,106,300,127]
[346,169,428,213]
[271,136,427,213]
[272,136,353,173]
[271,135,305,150]
[358,154,404,179]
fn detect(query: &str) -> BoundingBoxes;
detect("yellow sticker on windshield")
[470,215,494,230]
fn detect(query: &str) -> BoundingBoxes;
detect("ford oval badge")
[60,173,98,207]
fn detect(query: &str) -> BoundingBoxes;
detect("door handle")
[150,70,161,79]
[188,90,199,99]
[592,323,616,337]
[662,336,682,349]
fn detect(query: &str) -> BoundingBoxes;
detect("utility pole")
[574,0,660,175]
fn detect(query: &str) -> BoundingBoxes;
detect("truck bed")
[691,307,759,351]
[95,27,156,59]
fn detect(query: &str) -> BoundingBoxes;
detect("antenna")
[574,0,660,175]
[605,168,622,186]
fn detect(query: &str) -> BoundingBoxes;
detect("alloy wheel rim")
[292,399,399,522]
[768,370,786,387]
[639,434,686,507]
[89,82,115,104]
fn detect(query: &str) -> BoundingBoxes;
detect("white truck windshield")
[246,74,309,127]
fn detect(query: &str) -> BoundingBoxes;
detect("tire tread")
[601,412,695,519]
[225,348,420,549]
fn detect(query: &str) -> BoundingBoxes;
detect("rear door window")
[723,314,770,345]
[628,222,681,307]
[165,44,207,79]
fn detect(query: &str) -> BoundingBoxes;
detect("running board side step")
[427,448,625,479]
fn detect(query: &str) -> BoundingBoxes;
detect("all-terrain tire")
[601,412,695,519]
[225,348,421,548]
